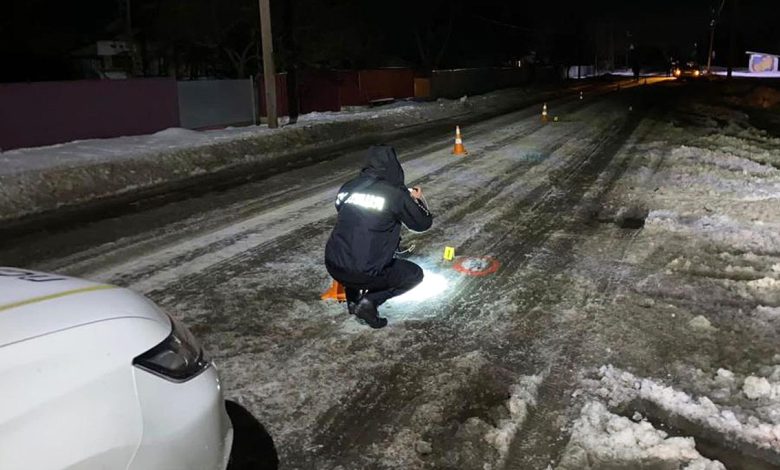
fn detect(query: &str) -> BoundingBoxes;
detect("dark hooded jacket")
[325,145,433,275]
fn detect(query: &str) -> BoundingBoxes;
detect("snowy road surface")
[4,79,780,469]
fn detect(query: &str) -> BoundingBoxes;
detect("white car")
[0,267,233,470]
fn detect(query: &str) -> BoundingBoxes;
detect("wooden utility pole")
[283,0,300,124]
[259,0,278,128]
[707,0,725,74]
[727,0,739,79]
[120,0,142,76]
[609,23,615,71]
[707,22,715,73]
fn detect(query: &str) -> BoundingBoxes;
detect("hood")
[0,267,168,347]
[361,145,405,187]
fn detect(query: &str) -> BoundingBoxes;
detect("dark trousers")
[326,259,424,306]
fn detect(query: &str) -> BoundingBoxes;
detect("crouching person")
[325,145,433,329]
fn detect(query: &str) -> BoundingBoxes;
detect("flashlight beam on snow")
[393,268,450,303]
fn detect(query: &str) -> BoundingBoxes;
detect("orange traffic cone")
[452,126,467,155]
[542,103,549,123]
[321,280,346,302]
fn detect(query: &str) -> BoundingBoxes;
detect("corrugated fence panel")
[297,71,340,114]
[257,74,289,117]
[358,69,415,102]
[177,79,254,129]
[430,68,531,99]
[256,68,416,115]
[0,78,178,151]
[337,71,363,107]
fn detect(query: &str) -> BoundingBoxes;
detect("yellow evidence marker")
[443,246,456,261]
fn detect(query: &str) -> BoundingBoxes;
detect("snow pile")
[557,401,724,470]
[646,211,780,254]
[688,315,716,332]
[670,145,777,175]
[745,278,780,305]
[691,133,780,170]
[743,376,774,400]
[754,305,780,319]
[484,374,543,465]
[590,365,780,453]
[741,368,780,403]
[370,352,547,470]
[661,364,780,426]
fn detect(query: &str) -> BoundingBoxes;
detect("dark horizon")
[1,0,778,82]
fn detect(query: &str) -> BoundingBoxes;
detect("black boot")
[354,298,387,329]
[346,288,364,316]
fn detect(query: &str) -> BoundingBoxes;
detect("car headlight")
[133,314,210,382]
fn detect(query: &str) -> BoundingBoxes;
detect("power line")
[472,14,534,32]
[470,14,568,36]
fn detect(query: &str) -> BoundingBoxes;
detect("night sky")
[1,0,778,82]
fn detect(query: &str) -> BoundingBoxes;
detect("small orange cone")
[452,126,467,155]
[321,280,346,302]
[542,103,549,123]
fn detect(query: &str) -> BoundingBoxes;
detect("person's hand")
[409,186,422,200]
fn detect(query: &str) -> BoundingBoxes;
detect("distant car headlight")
[133,314,209,382]
[694,70,700,77]
[674,68,681,77]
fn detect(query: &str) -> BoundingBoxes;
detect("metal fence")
[1,67,558,151]
[430,67,530,99]
[0,78,179,151]
[177,79,256,130]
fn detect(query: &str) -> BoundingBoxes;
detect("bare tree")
[414,2,456,70]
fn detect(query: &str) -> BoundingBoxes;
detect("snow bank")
[646,212,780,254]
[590,365,780,454]
[671,145,778,175]
[0,87,540,224]
[713,70,780,79]
[557,401,724,470]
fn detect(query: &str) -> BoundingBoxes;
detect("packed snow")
[581,365,780,455]
[557,401,724,470]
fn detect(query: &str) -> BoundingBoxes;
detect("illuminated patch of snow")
[391,268,450,303]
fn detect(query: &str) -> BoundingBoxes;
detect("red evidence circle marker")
[452,256,500,277]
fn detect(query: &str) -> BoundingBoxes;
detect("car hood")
[0,267,168,347]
